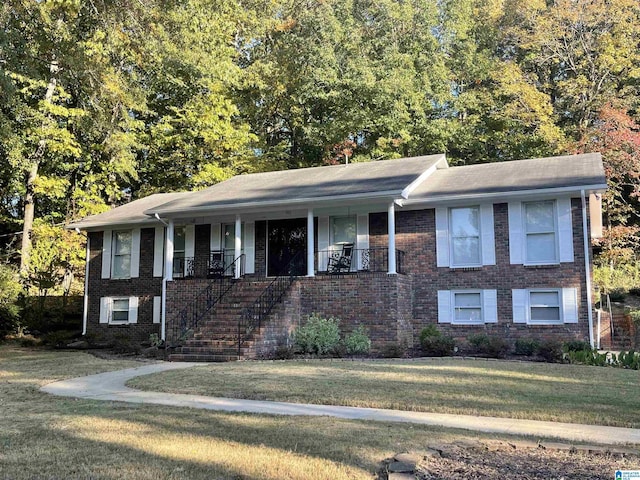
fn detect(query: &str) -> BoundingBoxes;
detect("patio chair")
[327,243,354,274]
[207,250,225,278]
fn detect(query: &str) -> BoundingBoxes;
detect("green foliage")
[593,264,640,296]
[565,349,610,367]
[148,333,162,348]
[379,343,407,359]
[343,325,371,356]
[466,334,510,359]
[537,340,564,363]
[563,340,593,353]
[419,326,455,357]
[616,350,640,370]
[293,313,341,356]
[0,264,22,337]
[514,338,540,356]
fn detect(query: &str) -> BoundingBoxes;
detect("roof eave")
[402,183,608,207]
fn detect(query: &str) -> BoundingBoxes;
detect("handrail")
[237,251,303,355]
[169,254,245,345]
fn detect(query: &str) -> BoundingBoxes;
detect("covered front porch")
[164,203,406,281]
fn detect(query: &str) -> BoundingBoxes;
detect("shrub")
[293,313,341,355]
[629,287,640,297]
[608,288,627,302]
[467,334,510,358]
[616,350,640,370]
[344,325,371,355]
[0,264,21,338]
[420,326,455,357]
[514,338,540,356]
[538,340,563,363]
[380,343,407,358]
[563,340,592,353]
[272,344,295,360]
[565,349,609,367]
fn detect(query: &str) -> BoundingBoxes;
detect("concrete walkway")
[41,362,640,446]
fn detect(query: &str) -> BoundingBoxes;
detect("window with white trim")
[453,291,482,324]
[436,205,495,268]
[111,298,130,324]
[173,226,186,277]
[331,216,356,245]
[524,201,557,264]
[438,289,498,325]
[99,296,139,325]
[512,288,578,325]
[450,207,481,266]
[112,230,132,279]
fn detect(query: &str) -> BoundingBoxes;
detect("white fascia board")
[401,157,445,199]
[401,184,608,209]
[66,220,166,232]
[144,190,402,218]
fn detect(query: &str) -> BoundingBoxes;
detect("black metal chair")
[327,243,354,274]
[207,250,225,278]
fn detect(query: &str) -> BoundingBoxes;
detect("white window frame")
[512,287,578,325]
[110,297,130,325]
[452,290,484,325]
[528,289,562,325]
[449,206,482,268]
[173,226,186,278]
[523,200,558,265]
[111,230,132,279]
[438,289,497,325]
[100,296,138,325]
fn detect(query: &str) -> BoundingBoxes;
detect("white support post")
[161,220,174,341]
[235,215,242,278]
[307,208,315,277]
[388,202,397,274]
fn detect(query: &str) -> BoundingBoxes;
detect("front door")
[267,218,307,276]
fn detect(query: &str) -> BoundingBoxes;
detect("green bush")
[608,288,627,302]
[563,340,592,353]
[538,340,563,363]
[380,343,407,358]
[514,338,540,356]
[420,326,455,356]
[344,325,371,355]
[0,264,21,338]
[467,333,510,358]
[616,350,640,370]
[293,313,341,355]
[565,349,609,367]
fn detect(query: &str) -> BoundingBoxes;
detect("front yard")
[1,345,638,479]
[129,357,640,428]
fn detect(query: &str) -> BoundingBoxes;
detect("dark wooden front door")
[267,218,307,276]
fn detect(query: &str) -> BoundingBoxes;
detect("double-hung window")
[173,226,186,277]
[524,201,557,264]
[112,231,132,279]
[436,205,495,268]
[438,289,498,325]
[512,288,578,325]
[99,296,138,325]
[450,207,481,267]
[111,298,130,324]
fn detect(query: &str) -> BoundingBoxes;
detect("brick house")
[68,153,607,361]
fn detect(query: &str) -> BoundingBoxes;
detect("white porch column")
[162,220,174,341]
[234,214,242,278]
[307,208,315,277]
[388,202,397,274]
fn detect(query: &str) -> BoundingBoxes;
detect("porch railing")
[169,254,245,345]
[315,247,405,274]
[237,251,304,355]
[173,251,244,279]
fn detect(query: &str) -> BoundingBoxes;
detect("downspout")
[78,228,89,336]
[581,190,595,348]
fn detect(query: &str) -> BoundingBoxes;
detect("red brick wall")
[86,228,162,343]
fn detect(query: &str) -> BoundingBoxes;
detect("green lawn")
[129,358,640,428]
[0,345,515,480]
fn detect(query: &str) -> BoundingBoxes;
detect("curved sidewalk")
[41,362,640,446]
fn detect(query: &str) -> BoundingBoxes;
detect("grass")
[0,344,542,480]
[129,358,640,428]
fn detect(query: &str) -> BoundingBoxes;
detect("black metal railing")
[315,247,405,274]
[237,251,304,355]
[169,254,245,345]
[173,250,244,279]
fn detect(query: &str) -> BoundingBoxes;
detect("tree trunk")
[19,59,59,279]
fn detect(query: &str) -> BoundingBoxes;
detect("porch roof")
[145,154,446,217]
[406,153,607,203]
[66,192,190,230]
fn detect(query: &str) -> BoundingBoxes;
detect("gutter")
[79,229,89,336]
[401,184,608,206]
[581,190,595,348]
[153,214,170,342]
